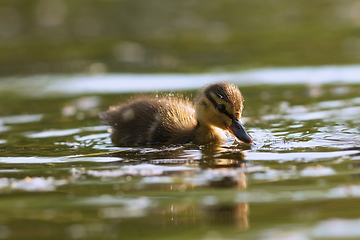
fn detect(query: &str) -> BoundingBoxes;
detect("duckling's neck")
[194,122,227,144]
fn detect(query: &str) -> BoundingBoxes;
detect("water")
[1,66,360,239]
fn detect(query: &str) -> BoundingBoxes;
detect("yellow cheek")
[225,119,232,127]
[218,115,232,128]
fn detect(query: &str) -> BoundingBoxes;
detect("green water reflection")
[0,81,360,239]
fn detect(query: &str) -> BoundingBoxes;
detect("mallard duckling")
[100,82,252,146]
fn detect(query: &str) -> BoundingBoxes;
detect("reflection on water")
[136,157,249,231]
[2,65,360,96]
[1,69,360,239]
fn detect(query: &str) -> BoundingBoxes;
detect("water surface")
[1,66,360,239]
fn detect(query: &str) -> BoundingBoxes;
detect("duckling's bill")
[227,119,253,144]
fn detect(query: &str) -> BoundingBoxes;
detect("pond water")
[1,66,360,240]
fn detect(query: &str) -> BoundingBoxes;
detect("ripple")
[244,150,359,162]
[87,164,194,178]
[0,176,68,192]
[286,106,360,121]
[0,156,121,164]
[81,196,153,219]
[0,126,10,133]
[300,166,336,177]
[74,133,109,142]
[26,126,108,139]
[26,128,81,138]
[0,114,43,124]
[312,218,360,238]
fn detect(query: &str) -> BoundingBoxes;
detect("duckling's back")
[100,97,198,146]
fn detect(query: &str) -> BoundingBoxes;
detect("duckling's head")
[196,82,253,144]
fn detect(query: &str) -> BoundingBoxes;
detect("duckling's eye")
[217,104,226,113]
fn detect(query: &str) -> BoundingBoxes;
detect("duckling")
[99,82,252,146]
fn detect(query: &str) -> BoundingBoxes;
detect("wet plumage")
[100,82,252,146]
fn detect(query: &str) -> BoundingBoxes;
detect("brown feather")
[100,97,197,146]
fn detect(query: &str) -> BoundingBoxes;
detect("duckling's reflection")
[157,171,249,230]
[203,145,248,230]
[200,143,246,169]
[204,171,248,230]
[104,143,249,230]
[155,144,249,231]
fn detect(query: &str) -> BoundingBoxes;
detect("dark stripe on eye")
[205,92,218,109]
[215,93,230,103]
[205,92,234,119]
[223,110,233,119]
[204,85,231,103]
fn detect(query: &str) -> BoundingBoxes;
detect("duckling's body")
[100,82,252,146]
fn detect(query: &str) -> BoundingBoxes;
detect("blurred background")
[1,0,360,76]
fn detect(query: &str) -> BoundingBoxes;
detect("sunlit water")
[1,66,360,239]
